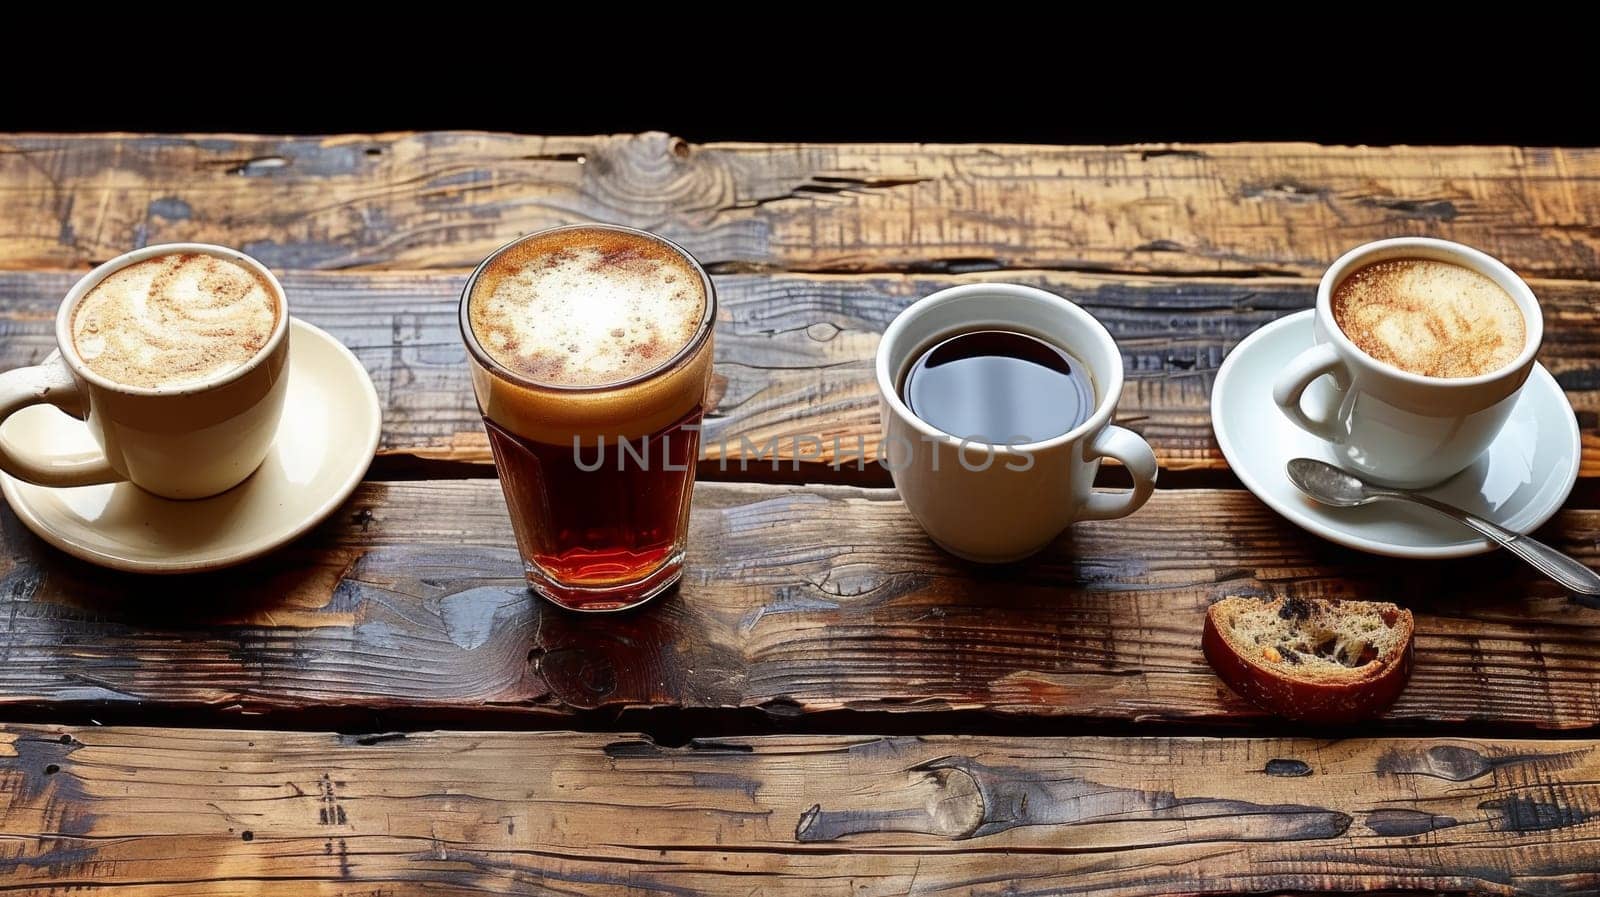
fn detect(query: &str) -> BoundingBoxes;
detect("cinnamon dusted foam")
[468,227,708,388]
[464,227,716,444]
[71,253,280,389]
[1331,258,1525,378]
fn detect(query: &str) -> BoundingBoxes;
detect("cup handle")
[0,353,123,487]
[1271,342,1349,443]
[1081,425,1158,521]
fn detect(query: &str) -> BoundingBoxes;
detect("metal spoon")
[1286,457,1600,596]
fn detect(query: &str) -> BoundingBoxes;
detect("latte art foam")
[1332,258,1525,379]
[467,228,707,387]
[71,253,280,389]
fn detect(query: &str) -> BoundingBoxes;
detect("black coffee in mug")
[900,329,1096,444]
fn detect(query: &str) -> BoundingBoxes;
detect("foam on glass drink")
[460,225,716,611]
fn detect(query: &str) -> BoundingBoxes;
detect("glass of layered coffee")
[460,225,716,612]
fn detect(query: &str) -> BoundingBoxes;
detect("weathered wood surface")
[2,481,1598,730]
[4,725,1599,895]
[7,131,1600,895]
[6,268,1595,478]
[7,134,1600,279]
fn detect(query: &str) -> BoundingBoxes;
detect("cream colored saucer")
[0,318,381,573]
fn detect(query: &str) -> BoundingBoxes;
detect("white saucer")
[1211,310,1581,559]
[0,318,381,573]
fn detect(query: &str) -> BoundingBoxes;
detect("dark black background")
[8,24,1588,145]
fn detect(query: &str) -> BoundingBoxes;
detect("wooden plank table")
[1,132,1598,895]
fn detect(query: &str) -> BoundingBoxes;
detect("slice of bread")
[1202,595,1414,721]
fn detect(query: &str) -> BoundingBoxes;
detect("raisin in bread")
[1202,595,1414,722]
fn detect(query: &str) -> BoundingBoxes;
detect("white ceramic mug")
[0,244,291,500]
[1272,238,1543,489]
[875,283,1158,562]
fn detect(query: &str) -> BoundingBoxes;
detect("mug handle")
[1081,425,1158,521]
[1271,342,1349,443]
[0,353,122,487]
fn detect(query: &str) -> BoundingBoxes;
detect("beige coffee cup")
[0,244,290,500]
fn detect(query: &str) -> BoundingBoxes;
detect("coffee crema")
[468,228,708,388]
[1331,257,1525,378]
[71,253,279,389]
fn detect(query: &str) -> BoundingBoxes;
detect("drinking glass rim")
[458,224,718,394]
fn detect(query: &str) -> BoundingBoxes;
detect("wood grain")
[2,481,1598,729]
[7,134,1600,278]
[3,725,1599,895]
[5,268,1595,479]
